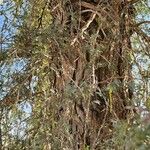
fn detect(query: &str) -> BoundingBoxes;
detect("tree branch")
[136,21,150,27]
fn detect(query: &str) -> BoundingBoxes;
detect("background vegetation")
[0,0,150,149]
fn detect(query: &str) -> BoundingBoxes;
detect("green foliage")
[0,0,150,149]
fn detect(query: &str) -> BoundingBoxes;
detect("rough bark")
[49,0,134,149]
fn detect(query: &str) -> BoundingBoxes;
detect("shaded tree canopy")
[0,0,150,149]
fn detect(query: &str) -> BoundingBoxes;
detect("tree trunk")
[49,0,133,149]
